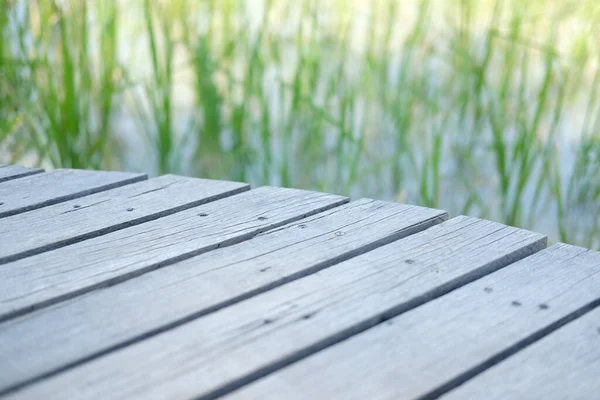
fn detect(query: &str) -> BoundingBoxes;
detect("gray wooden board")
[5,217,547,400]
[0,165,43,183]
[0,174,248,264]
[0,186,347,323]
[0,168,146,218]
[0,199,446,393]
[439,305,600,400]
[223,243,600,400]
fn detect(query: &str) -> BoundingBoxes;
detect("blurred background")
[1,0,599,248]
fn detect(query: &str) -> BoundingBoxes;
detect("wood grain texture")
[440,305,600,400]
[0,164,43,183]
[224,244,600,400]
[0,199,445,393]
[4,217,546,400]
[0,186,346,323]
[0,168,146,218]
[0,174,249,264]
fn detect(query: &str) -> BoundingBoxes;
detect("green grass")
[1,0,600,249]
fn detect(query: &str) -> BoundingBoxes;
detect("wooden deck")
[0,165,598,400]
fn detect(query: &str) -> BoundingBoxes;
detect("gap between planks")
[223,243,600,400]
[0,174,249,264]
[0,199,446,394]
[2,217,546,400]
[0,168,146,218]
[0,186,347,324]
[439,303,600,400]
[0,164,44,184]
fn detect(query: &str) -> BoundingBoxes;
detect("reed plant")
[1,0,599,248]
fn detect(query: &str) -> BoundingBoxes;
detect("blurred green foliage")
[1,0,599,248]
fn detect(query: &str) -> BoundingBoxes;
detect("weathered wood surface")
[0,199,445,392]
[441,305,600,400]
[0,168,146,218]
[0,186,347,323]
[0,174,248,264]
[4,217,546,400]
[225,244,600,400]
[2,164,599,400]
[0,164,43,183]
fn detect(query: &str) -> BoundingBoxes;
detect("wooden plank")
[0,168,146,218]
[3,217,546,399]
[224,244,600,400]
[0,164,43,183]
[440,305,600,400]
[0,174,249,265]
[0,185,347,322]
[0,199,446,393]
